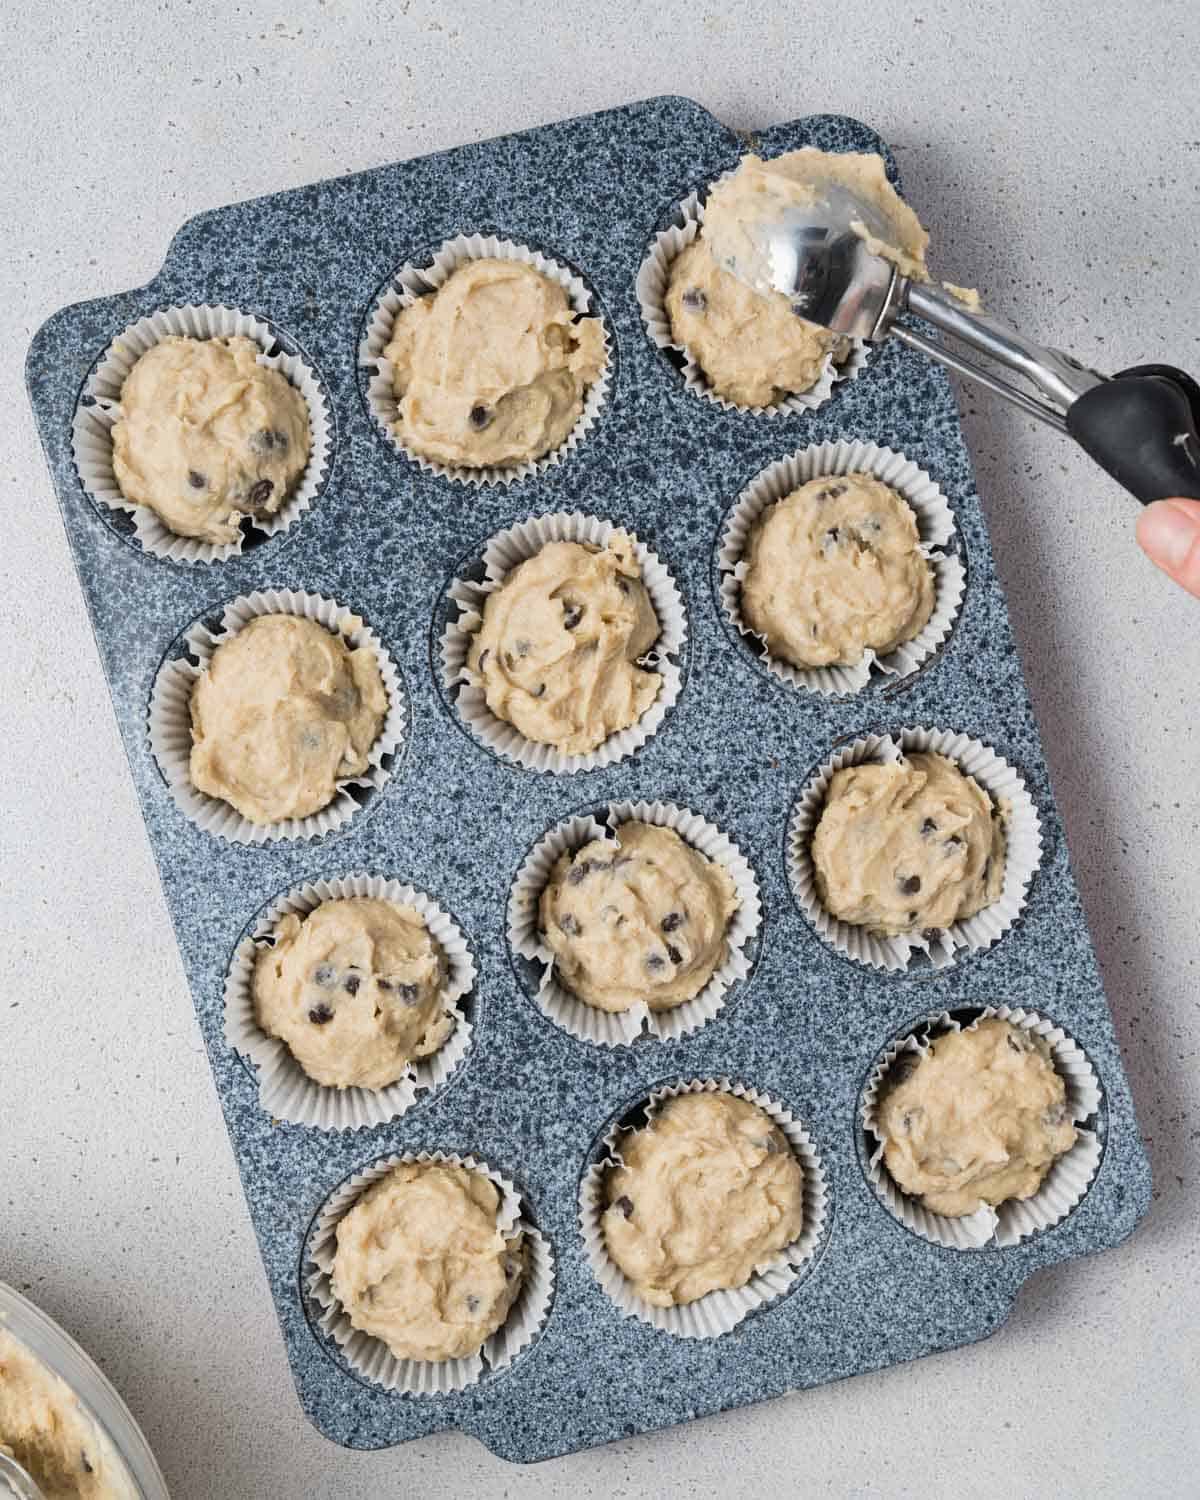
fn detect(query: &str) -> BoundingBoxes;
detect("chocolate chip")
[397,983,419,1005]
[614,1194,634,1219]
[562,601,584,630]
[476,648,490,672]
[308,1003,334,1025]
[81,1452,94,1475]
[466,1293,481,1314]
[313,963,338,987]
[567,859,594,886]
[249,427,288,454]
[815,483,848,501]
[344,972,361,996]
[944,834,965,851]
[246,478,274,512]
[187,469,207,489]
[532,683,546,698]
[615,577,630,595]
[900,1108,922,1133]
[920,818,938,835]
[824,527,841,545]
[681,287,707,312]
[899,874,922,895]
[645,952,667,971]
[557,912,581,937]
[666,944,683,965]
[468,404,492,430]
[660,911,685,933]
[514,638,531,657]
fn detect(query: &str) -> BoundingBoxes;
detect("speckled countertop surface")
[3,3,1198,1497]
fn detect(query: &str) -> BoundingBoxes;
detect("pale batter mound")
[330,1161,526,1363]
[740,473,935,668]
[384,258,606,468]
[0,1331,137,1500]
[466,532,661,755]
[189,614,388,824]
[703,148,930,292]
[812,752,1006,936]
[539,822,739,1014]
[111,335,310,545]
[876,1018,1076,1216]
[254,897,454,1090]
[602,1092,804,1306]
[664,239,844,407]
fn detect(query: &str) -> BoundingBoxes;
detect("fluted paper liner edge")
[71,302,332,564]
[223,872,475,1130]
[859,1005,1102,1249]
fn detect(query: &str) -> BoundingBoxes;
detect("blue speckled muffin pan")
[26,96,1150,1461]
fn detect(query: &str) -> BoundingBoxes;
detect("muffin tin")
[25,97,1150,1462]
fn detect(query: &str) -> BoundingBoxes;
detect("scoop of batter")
[254,897,454,1090]
[466,532,661,755]
[877,1018,1076,1216]
[540,822,739,1013]
[0,1331,137,1500]
[330,1161,526,1363]
[384,258,606,468]
[602,1092,804,1306]
[189,614,388,824]
[740,474,935,668]
[111,335,310,545]
[812,752,1006,936]
[703,147,930,291]
[665,239,843,407]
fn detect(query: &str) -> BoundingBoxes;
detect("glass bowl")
[0,1282,168,1498]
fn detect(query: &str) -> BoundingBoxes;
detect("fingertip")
[1137,499,1200,598]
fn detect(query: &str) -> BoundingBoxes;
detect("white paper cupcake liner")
[148,589,406,846]
[635,190,869,416]
[71,303,332,565]
[306,1151,553,1394]
[360,234,612,487]
[440,511,686,774]
[579,1078,829,1338]
[223,872,475,1130]
[860,1005,1103,1249]
[787,727,1042,972]
[718,441,966,697]
[507,801,761,1047]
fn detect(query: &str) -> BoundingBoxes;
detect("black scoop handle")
[1066,364,1200,503]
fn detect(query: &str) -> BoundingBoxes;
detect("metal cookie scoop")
[0,1450,45,1500]
[720,179,1200,504]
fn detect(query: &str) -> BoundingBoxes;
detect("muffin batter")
[602,1092,804,1306]
[467,532,661,755]
[740,473,935,668]
[330,1161,525,1363]
[665,239,843,407]
[189,614,388,824]
[876,1018,1076,1216]
[254,897,454,1090]
[540,822,739,1013]
[703,147,930,293]
[111,335,310,545]
[384,258,605,468]
[0,1331,137,1500]
[813,752,1006,936]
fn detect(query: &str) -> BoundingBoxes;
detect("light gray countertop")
[2,2,1197,1495]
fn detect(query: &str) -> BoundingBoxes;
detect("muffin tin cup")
[148,588,407,846]
[306,1151,554,1395]
[579,1078,829,1338]
[441,510,687,774]
[635,189,868,416]
[223,872,476,1131]
[718,440,966,697]
[360,233,612,487]
[860,1005,1103,1249]
[508,801,762,1047]
[71,303,332,565]
[787,727,1042,973]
